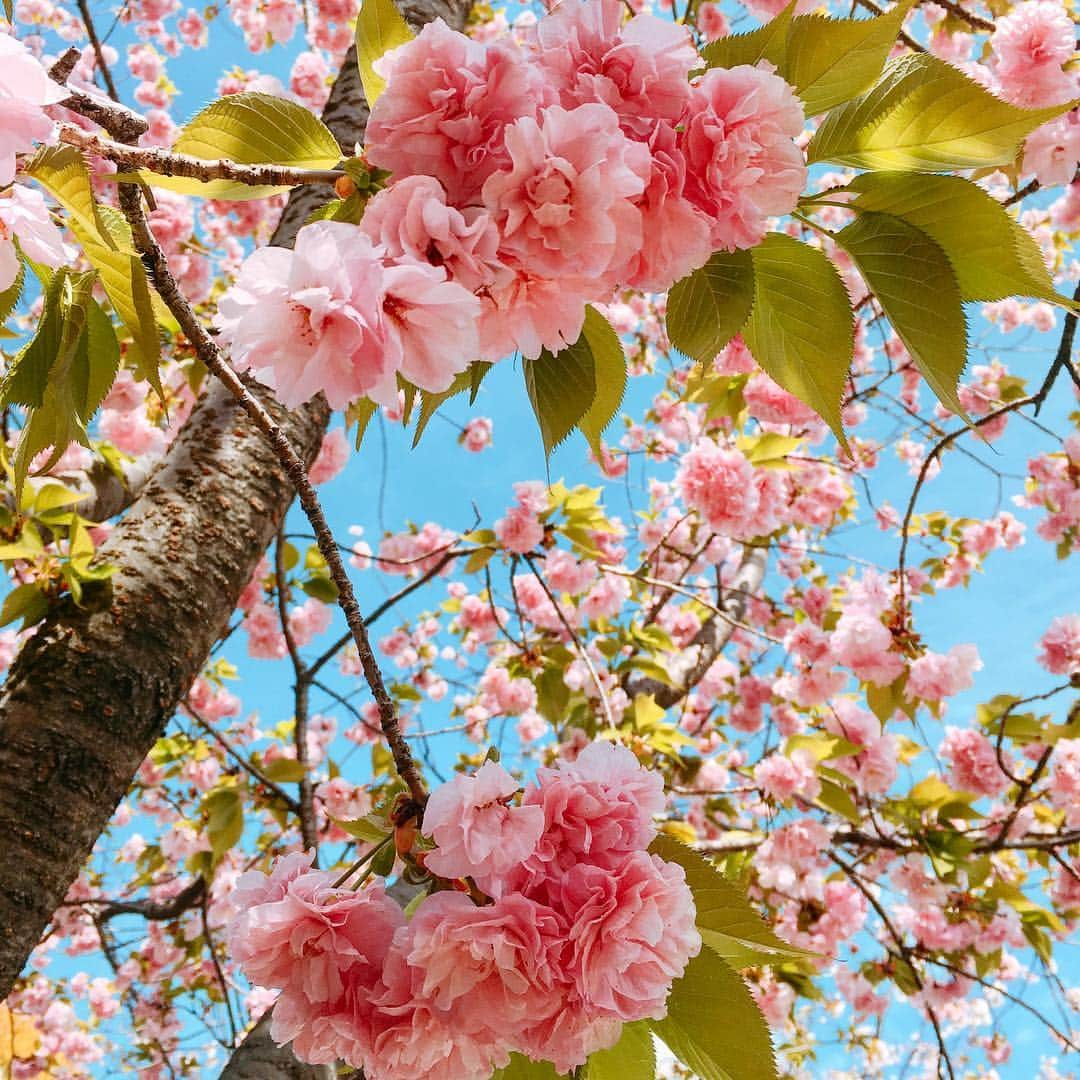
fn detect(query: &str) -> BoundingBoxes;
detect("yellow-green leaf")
[651,948,778,1080]
[652,835,815,968]
[355,0,415,107]
[525,320,601,460]
[492,1055,566,1079]
[667,250,755,365]
[703,1,795,70]
[584,1021,654,1080]
[847,172,1064,305]
[147,93,343,199]
[743,233,853,447]
[808,54,1071,171]
[784,0,917,115]
[835,211,969,418]
[577,307,628,456]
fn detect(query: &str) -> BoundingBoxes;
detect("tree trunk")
[218,1014,334,1080]
[0,0,468,999]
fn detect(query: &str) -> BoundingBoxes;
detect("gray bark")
[219,1014,333,1080]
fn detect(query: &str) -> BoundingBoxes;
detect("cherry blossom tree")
[0,0,1077,1076]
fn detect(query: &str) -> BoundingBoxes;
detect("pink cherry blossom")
[675,437,759,535]
[906,644,982,701]
[534,0,698,139]
[494,505,544,553]
[482,102,649,286]
[830,609,905,687]
[215,222,393,410]
[680,64,806,250]
[1023,112,1080,188]
[557,852,700,1023]
[939,727,1012,798]
[990,0,1077,107]
[0,33,68,187]
[422,759,544,887]
[520,740,666,882]
[0,184,72,293]
[309,428,350,485]
[1037,613,1080,675]
[359,175,507,293]
[366,20,544,205]
[754,749,821,803]
[461,416,493,452]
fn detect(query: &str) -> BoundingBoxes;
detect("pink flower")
[461,417,493,452]
[754,749,821,803]
[556,851,701,1022]
[483,102,649,286]
[830,609,905,687]
[495,505,544,553]
[244,601,287,660]
[1049,738,1080,811]
[215,222,394,410]
[515,1005,622,1076]
[623,122,713,293]
[309,427,350,485]
[675,437,759,535]
[368,932,509,1080]
[744,371,820,427]
[990,0,1077,107]
[422,760,544,887]
[381,260,480,394]
[366,21,544,205]
[288,598,332,646]
[316,777,372,820]
[0,184,72,293]
[907,644,982,701]
[396,891,564,1042]
[534,0,698,139]
[1023,112,1080,187]
[680,65,806,250]
[360,176,507,294]
[1038,613,1080,675]
[520,741,665,883]
[0,33,68,187]
[939,727,1012,798]
[697,2,730,41]
[477,269,594,360]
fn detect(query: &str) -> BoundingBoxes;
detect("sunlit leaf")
[835,211,969,418]
[651,947,778,1080]
[577,307,628,456]
[703,1,795,70]
[584,1021,654,1080]
[808,54,1071,171]
[667,250,755,366]
[355,0,415,107]
[742,233,853,446]
[784,0,917,115]
[847,172,1065,304]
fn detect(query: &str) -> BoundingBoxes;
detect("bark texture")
[0,0,465,996]
[218,1014,333,1080]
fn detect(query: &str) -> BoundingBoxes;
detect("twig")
[183,699,301,814]
[76,0,121,101]
[276,525,318,853]
[1032,280,1080,416]
[113,182,427,810]
[59,125,345,189]
[49,48,148,141]
[522,553,615,731]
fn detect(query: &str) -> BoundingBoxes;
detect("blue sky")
[22,0,1080,1074]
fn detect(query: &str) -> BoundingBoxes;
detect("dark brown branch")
[76,0,121,101]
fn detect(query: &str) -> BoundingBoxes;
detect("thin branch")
[113,180,427,811]
[59,125,345,189]
[522,553,615,731]
[76,0,121,101]
[1032,280,1080,416]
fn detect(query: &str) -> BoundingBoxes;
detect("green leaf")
[301,575,339,603]
[584,1021,654,1080]
[835,211,968,418]
[651,948,778,1080]
[259,758,309,783]
[651,835,815,967]
[524,327,599,460]
[816,777,861,823]
[808,54,1072,171]
[491,1054,567,1079]
[347,398,379,449]
[743,233,853,446]
[703,1,795,70]
[412,369,474,448]
[147,93,343,199]
[203,788,244,858]
[355,0,415,107]
[666,250,755,365]
[847,172,1062,304]
[0,262,25,326]
[785,0,917,116]
[0,582,49,630]
[27,151,161,389]
[576,307,627,456]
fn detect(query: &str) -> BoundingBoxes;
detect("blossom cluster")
[216,0,806,410]
[227,742,700,1079]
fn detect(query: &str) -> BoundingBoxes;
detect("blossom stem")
[58,125,346,189]
[331,835,394,889]
[114,180,429,810]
